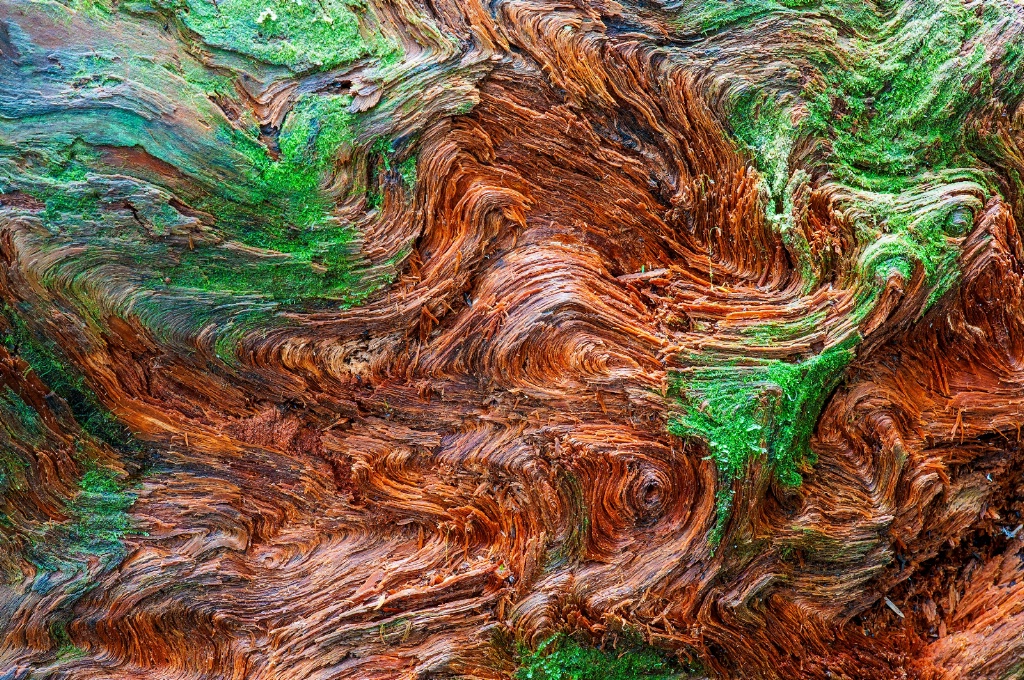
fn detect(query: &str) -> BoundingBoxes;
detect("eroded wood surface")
[1,0,1024,677]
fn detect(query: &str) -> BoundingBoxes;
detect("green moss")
[13,441,139,571]
[0,387,38,493]
[0,9,409,309]
[169,93,363,300]
[399,155,417,189]
[0,47,372,304]
[672,0,785,35]
[802,1,989,191]
[226,92,358,231]
[12,140,106,227]
[370,136,393,166]
[10,451,137,649]
[708,487,735,547]
[0,386,44,445]
[0,308,139,567]
[998,35,1024,105]
[516,635,698,680]
[854,179,983,312]
[159,0,399,71]
[62,460,137,558]
[360,136,417,211]
[49,621,87,661]
[1,305,144,455]
[668,338,857,546]
[0,452,28,495]
[715,0,1002,300]
[727,91,795,204]
[452,100,476,116]
[672,0,881,36]
[738,312,827,346]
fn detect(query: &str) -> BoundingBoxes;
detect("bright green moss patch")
[162,0,399,71]
[854,177,985,312]
[0,3,420,311]
[281,95,358,164]
[61,461,137,559]
[220,92,358,233]
[0,28,383,306]
[671,0,800,35]
[670,343,855,485]
[716,0,1004,248]
[171,245,362,302]
[6,91,368,302]
[516,635,698,680]
[802,1,989,191]
[669,338,856,545]
[727,91,795,204]
[169,93,364,300]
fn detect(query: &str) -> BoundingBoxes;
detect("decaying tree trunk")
[1,0,1023,677]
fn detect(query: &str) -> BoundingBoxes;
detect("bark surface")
[1,0,1024,677]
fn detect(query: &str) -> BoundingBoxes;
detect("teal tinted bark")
[0,0,406,311]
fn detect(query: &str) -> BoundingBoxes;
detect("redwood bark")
[1,0,1023,678]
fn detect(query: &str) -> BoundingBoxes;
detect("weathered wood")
[1,0,1023,677]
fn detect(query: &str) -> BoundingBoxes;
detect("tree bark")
[1,0,1023,677]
